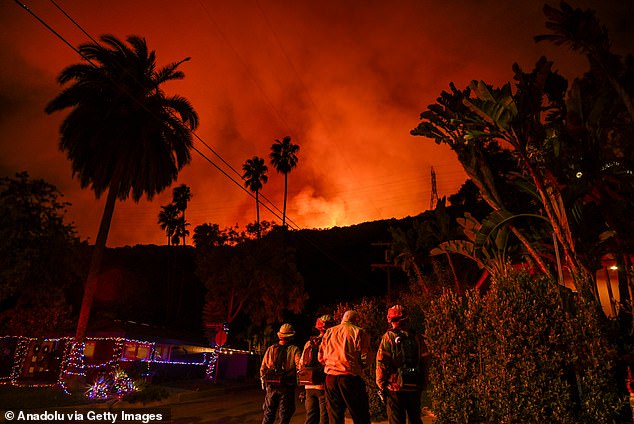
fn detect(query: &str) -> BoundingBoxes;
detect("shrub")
[423,269,625,423]
[425,289,482,423]
[479,271,576,423]
[572,297,624,423]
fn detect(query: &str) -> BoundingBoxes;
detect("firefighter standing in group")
[319,310,372,424]
[298,314,336,424]
[376,305,428,424]
[260,323,301,424]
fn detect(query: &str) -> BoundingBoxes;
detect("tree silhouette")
[535,0,634,329]
[412,60,597,298]
[45,34,198,340]
[242,156,268,238]
[172,184,192,245]
[158,203,180,246]
[0,172,81,336]
[199,234,306,334]
[535,1,634,120]
[269,136,299,229]
[172,216,190,246]
[193,223,229,248]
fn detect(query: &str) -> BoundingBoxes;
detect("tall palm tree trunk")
[256,190,261,238]
[75,182,119,341]
[282,173,288,228]
[182,210,187,246]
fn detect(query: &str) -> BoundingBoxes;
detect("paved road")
[170,385,305,424]
[166,385,434,424]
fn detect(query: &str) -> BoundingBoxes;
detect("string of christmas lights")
[0,335,253,393]
[205,349,219,382]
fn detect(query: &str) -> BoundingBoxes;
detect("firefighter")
[260,323,301,424]
[299,314,335,424]
[376,305,428,424]
[319,310,371,424]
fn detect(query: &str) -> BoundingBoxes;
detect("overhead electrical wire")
[253,0,385,218]
[15,0,300,231]
[194,1,303,229]
[18,1,466,230]
[13,0,437,288]
[18,1,464,229]
[49,0,99,44]
[37,0,383,287]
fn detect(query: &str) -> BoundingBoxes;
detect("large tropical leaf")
[431,240,478,263]
[464,81,518,131]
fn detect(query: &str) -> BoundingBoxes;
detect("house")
[0,320,255,389]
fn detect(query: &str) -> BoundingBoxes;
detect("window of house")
[122,342,152,361]
[84,341,96,359]
[154,345,171,361]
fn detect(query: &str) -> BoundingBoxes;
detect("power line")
[15,1,437,288]
[13,0,85,60]
[191,131,303,230]
[190,145,300,230]
[22,0,300,231]
[49,0,99,44]
[192,1,313,229]
[253,1,385,219]
[31,0,373,286]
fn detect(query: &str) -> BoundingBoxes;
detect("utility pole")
[430,166,439,210]
[371,242,399,303]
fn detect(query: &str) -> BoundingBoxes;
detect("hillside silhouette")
[83,216,421,345]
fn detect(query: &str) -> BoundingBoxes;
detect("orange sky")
[0,0,631,247]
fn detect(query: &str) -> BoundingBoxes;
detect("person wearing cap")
[318,310,371,424]
[299,314,335,424]
[376,305,428,424]
[260,323,301,424]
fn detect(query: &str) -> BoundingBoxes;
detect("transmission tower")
[430,166,439,210]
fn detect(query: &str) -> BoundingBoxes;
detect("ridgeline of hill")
[87,216,418,345]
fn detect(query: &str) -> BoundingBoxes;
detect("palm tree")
[172,184,192,245]
[45,34,198,341]
[269,136,299,229]
[158,203,180,245]
[172,216,190,246]
[242,156,268,238]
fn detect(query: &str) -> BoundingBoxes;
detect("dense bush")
[478,271,576,423]
[425,289,482,422]
[424,269,626,423]
[571,297,624,423]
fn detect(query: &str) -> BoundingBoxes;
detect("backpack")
[298,336,325,385]
[393,329,422,390]
[262,343,295,386]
